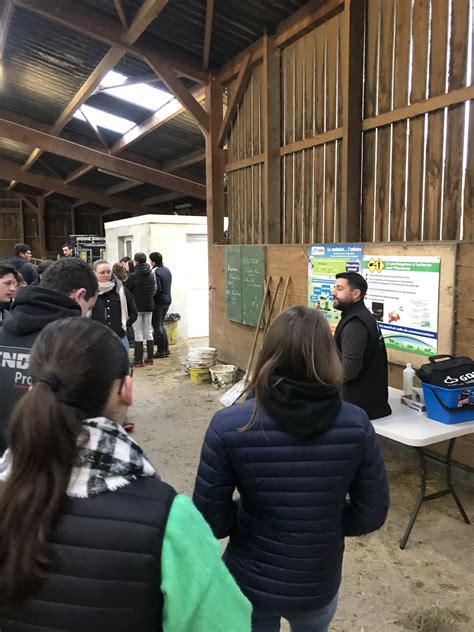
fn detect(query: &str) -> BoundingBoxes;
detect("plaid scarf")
[0,417,157,498]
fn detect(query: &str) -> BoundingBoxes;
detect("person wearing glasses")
[0,318,251,631]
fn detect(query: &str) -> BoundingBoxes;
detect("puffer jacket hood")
[261,378,342,438]
[136,263,152,275]
[3,285,81,337]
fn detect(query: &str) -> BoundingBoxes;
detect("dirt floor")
[131,338,474,632]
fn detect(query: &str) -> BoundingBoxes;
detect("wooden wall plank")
[463,103,474,240]
[449,0,470,91]
[442,104,465,239]
[423,0,449,239]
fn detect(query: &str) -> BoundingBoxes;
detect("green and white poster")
[308,244,363,333]
[363,255,440,357]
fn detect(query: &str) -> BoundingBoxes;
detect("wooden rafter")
[0,118,206,199]
[15,0,208,83]
[79,106,109,151]
[10,1,168,191]
[162,149,206,172]
[217,51,252,147]
[94,73,160,93]
[106,180,142,195]
[125,0,168,44]
[0,0,14,62]
[145,57,210,134]
[142,192,184,206]
[0,158,162,214]
[202,0,215,70]
[113,0,129,31]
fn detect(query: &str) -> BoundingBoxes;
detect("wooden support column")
[340,0,365,241]
[37,198,46,259]
[18,198,25,242]
[205,75,225,244]
[262,34,281,243]
[70,205,76,235]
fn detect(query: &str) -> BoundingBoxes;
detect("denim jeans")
[251,593,338,632]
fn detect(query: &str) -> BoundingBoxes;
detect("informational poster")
[308,244,363,331]
[363,255,440,356]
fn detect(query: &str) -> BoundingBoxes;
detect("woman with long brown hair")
[0,318,251,631]
[194,306,389,632]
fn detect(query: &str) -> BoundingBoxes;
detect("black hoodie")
[0,286,81,453]
[260,378,342,438]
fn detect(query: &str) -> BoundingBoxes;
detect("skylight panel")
[73,105,135,134]
[99,70,174,111]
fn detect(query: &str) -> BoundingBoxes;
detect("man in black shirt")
[150,252,172,358]
[4,243,37,285]
[332,272,391,420]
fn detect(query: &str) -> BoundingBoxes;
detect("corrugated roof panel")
[2,7,110,125]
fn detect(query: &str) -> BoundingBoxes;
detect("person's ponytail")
[0,381,83,605]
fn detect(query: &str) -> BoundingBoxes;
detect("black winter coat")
[193,379,389,613]
[3,255,37,285]
[91,279,137,338]
[0,478,176,632]
[153,265,172,305]
[126,264,156,312]
[0,286,81,454]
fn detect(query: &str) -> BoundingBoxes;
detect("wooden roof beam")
[217,51,252,147]
[0,158,162,214]
[142,192,184,206]
[0,118,206,199]
[0,0,14,62]
[15,0,208,83]
[106,180,142,195]
[145,57,210,134]
[162,148,206,171]
[113,0,129,31]
[202,0,215,70]
[125,0,168,44]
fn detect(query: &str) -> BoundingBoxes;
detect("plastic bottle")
[403,362,416,398]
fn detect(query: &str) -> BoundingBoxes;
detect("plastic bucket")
[187,346,217,368]
[422,383,474,424]
[166,320,178,346]
[189,367,211,385]
[209,364,237,388]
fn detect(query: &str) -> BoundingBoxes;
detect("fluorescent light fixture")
[175,202,192,209]
[73,105,134,134]
[99,70,175,112]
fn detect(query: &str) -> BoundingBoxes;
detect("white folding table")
[372,387,474,548]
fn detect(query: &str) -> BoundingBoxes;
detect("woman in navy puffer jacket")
[193,306,389,632]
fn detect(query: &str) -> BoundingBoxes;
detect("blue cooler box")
[422,383,474,424]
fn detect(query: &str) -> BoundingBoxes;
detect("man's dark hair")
[14,243,31,257]
[0,263,17,279]
[62,243,71,250]
[39,259,98,300]
[134,252,147,265]
[149,252,163,266]
[119,256,131,263]
[335,272,368,299]
[37,260,53,277]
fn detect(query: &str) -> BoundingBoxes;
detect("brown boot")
[132,341,144,367]
[145,340,154,364]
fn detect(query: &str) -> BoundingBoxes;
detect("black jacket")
[334,300,392,419]
[153,265,172,305]
[91,279,137,338]
[0,286,81,453]
[126,264,156,312]
[193,379,389,613]
[3,255,37,285]
[0,301,11,327]
[0,477,176,632]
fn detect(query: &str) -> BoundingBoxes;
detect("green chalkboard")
[225,246,242,323]
[225,245,265,326]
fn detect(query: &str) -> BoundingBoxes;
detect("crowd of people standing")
[0,242,390,631]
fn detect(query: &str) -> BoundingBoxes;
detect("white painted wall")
[104,215,208,340]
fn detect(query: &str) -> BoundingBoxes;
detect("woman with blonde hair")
[194,306,389,632]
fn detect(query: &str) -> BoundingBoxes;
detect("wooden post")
[70,204,76,235]
[37,197,46,258]
[340,0,365,241]
[205,74,225,244]
[262,34,281,244]
[18,197,25,242]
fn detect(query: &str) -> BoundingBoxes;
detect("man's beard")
[333,298,353,311]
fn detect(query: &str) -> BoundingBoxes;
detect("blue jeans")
[252,593,338,632]
[120,336,129,351]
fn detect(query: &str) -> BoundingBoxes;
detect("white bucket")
[209,364,238,388]
[188,346,217,369]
